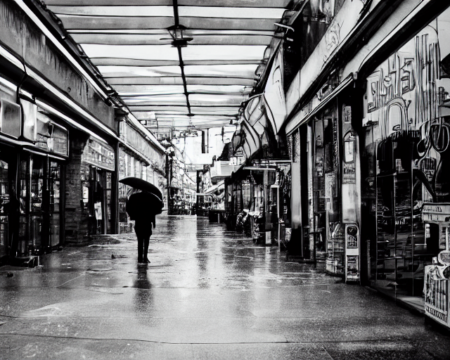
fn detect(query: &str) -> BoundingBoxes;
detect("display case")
[345,224,360,282]
[326,223,344,275]
[423,203,450,328]
[424,263,449,327]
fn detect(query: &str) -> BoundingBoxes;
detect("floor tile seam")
[2,315,405,320]
[0,333,436,347]
[321,345,336,360]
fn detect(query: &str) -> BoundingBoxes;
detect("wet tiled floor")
[0,216,448,359]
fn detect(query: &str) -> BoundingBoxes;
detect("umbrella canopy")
[119,177,163,199]
[126,191,163,220]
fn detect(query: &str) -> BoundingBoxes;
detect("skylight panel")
[115,85,185,96]
[81,45,179,60]
[97,66,181,78]
[48,6,174,17]
[182,46,267,61]
[184,64,258,78]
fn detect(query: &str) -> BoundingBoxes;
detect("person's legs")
[135,221,144,262]
[137,236,144,262]
[143,226,152,263]
[143,236,150,263]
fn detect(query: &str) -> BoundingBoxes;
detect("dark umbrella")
[119,177,163,199]
[126,191,164,218]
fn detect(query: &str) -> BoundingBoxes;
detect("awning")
[205,180,225,195]
[232,120,261,159]
[244,95,276,138]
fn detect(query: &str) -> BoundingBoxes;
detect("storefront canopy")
[232,120,261,160]
[244,94,276,137]
[205,180,224,195]
[42,0,295,132]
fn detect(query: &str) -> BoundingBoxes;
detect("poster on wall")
[342,162,356,184]
[94,202,103,220]
[342,132,357,184]
[325,172,336,210]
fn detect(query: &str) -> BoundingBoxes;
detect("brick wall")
[64,131,89,245]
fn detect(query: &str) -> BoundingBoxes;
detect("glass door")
[106,172,112,234]
[92,168,105,234]
[0,157,10,259]
[30,156,45,253]
[49,161,61,247]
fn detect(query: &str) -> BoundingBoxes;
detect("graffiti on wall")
[364,22,450,203]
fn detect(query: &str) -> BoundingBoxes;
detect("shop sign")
[0,99,22,139]
[35,112,69,157]
[422,203,450,222]
[286,0,376,115]
[82,139,115,171]
[21,99,37,141]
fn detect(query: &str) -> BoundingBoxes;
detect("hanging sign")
[0,99,22,139]
[33,111,69,157]
[342,131,357,184]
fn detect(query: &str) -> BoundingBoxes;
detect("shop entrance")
[18,153,64,255]
[87,166,113,235]
[0,146,18,262]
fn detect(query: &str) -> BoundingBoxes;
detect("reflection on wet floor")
[0,215,449,360]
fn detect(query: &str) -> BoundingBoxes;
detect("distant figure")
[126,191,158,263]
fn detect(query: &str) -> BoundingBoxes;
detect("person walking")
[126,191,158,263]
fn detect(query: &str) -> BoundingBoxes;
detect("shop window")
[0,160,8,258]
[362,6,450,298]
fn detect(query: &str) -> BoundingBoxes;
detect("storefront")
[225,163,290,245]
[360,6,450,304]
[81,138,115,236]
[286,73,361,281]
[0,77,70,260]
[289,102,344,268]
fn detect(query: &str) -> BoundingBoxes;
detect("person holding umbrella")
[121,177,163,264]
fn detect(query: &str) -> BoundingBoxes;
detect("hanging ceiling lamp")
[164,25,193,48]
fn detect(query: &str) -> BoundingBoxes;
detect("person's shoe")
[144,257,151,263]
[137,256,143,263]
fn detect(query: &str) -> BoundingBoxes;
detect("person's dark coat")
[126,192,158,227]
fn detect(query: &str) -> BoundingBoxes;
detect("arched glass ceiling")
[42,0,294,130]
